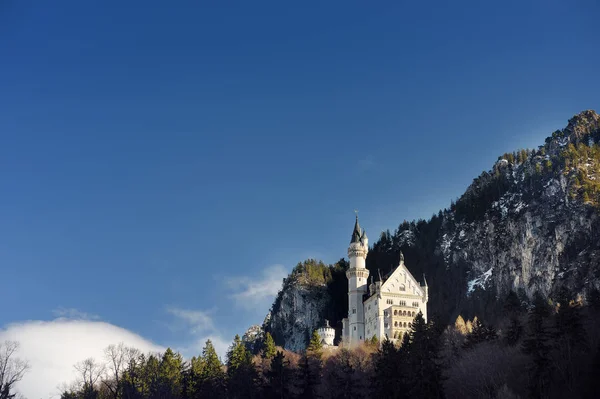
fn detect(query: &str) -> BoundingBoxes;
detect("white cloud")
[1,318,163,399]
[226,264,288,310]
[165,307,215,334]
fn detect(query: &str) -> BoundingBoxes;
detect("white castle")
[336,215,428,345]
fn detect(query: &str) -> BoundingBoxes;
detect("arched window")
[412,312,415,317]
[394,321,398,327]
[404,322,407,328]
[394,310,397,316]
[408,323,412,328]
[403,310,407,316]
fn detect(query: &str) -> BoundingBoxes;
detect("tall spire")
[350,213,362,243]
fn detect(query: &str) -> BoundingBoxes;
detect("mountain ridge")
[251,110,600,352]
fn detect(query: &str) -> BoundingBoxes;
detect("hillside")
[255,110,600,351]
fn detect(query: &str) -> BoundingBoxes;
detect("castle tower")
[317,320,335,346]
[346,215,369,345]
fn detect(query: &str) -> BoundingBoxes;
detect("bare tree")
[0,341,30,399]
[74,358,105,391]
[102,343,140,399]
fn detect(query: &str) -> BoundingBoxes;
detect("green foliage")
[262,333,276,360]
[306,330,323,357]
[290,259,333,286]
[263,351,291,399]
[561,142,600,205]
[226,335,259,399]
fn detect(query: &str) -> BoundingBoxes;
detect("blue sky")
[1,1,600,394]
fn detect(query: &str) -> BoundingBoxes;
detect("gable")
[380,263,423,296]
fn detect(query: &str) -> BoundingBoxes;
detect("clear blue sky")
[1,0,599,355]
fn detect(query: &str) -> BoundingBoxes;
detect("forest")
[3,288,600,399]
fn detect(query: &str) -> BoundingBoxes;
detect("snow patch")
[467,267,493,295]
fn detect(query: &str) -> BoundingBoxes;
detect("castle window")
[393,310,397,316]
[394,321,398,327]
[404,322,407,328]
[403,311,407,316]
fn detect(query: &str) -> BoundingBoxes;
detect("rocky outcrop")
[265,282,330,352]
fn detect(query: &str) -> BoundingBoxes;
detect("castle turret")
[346,215,369,345]
[317,320,336,346]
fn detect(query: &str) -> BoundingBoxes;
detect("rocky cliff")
[261,110,600,351]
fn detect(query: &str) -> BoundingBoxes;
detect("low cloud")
[1,318,163,399]
[226,264,288,310]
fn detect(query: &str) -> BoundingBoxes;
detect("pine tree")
[463,318,497,349]
[197,340,226,399]
[326,348,358,399]
[158,348,183,399]
[307,330,323,357]
[263,351,291,399]
[297,332,324,399]
[371,338,406,398]
[522,292,553,399]
[503,291,524,346]
[262,333,277,360]
[227,335,259,399]
[406,313,445,399]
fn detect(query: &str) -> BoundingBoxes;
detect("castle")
[318,216,429,346]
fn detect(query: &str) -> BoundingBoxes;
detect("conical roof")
[350,215,362,243]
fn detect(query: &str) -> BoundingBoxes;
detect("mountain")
[262,110,600,351]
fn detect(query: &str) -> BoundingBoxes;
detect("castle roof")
[350,215,362,244]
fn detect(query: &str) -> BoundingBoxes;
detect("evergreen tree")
[326,348,358,399]
[197,340,226,399]
[157,348,183,399]
[463,318,497,349]
[227,335,259,399]
[262,333,277,360]
[406,313,445,399]
[307,330,323,357]
[522,292,553,399]
[371,338,406,399]
[504,291,524,346]
[297,332,324,399]
[263,351,291,399]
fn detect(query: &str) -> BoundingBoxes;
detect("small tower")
[346,214,370,345]
[317,320,335,346]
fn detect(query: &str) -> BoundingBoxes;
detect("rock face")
[441,111,600,305]
[265,281,330,352]
[242,324,264,353]
[263,110,600,351]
